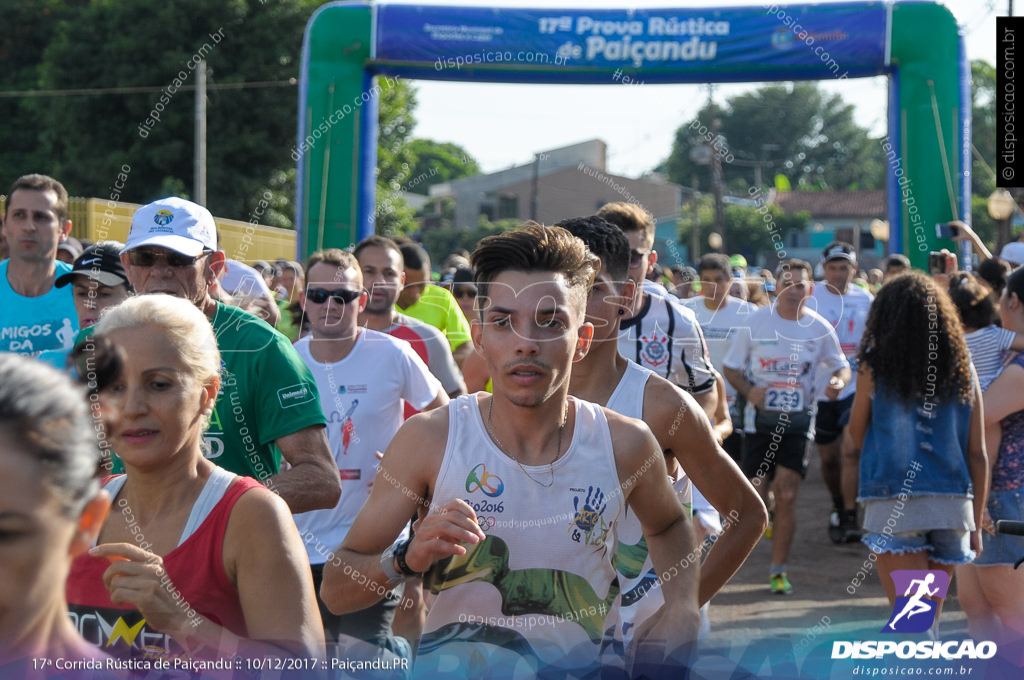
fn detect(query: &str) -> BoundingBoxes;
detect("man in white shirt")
[292,248,447,657]
[809,242,874,544]
[723,259,850,595]
[683,253,754,463]
[597,202,717,421]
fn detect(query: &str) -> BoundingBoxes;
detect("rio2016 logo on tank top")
[466,463,504,497]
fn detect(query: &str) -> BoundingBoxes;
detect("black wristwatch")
[394,538,422,577]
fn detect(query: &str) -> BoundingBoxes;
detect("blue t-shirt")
[0,260,79,355]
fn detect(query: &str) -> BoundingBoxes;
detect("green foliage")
[421,217,518,267]
[377,78,418,190]
[405,139,480,194]
[662,83,883,193]
[27,0,320,226]
[676,196,809,265]
[971,60,997,197]
[969,195,998,253]
[375,185,420,239]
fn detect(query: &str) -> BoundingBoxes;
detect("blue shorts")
[862,528,975,565]
[814,393,854,444]
[975,488,1024,567]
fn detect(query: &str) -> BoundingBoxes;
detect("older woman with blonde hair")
[65,294,324,662]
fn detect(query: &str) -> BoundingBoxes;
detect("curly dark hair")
[555,215,630,282]
[858,270,973,405]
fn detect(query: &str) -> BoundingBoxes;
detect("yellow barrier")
[3,195,296,265]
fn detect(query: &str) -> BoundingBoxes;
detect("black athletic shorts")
[742,432,811,480]
[814,393,855,444]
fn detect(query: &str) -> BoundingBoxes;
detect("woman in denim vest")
[958,265,1024,645]
[849,271,987,634]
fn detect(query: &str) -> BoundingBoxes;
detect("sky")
[395,0,1001,178]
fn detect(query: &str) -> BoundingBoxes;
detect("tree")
[971,60,997,198]
[405,139,480,194]
[676,195,809,266]
[661,83,883,193]
[421,217,518,267]
[33,0,320,224]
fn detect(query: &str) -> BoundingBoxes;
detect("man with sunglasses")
[354,236,466,402]
[293,248,446,656]
[596,202,717,423]
[119,196,339,514]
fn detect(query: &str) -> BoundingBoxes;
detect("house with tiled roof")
[768,189,887,269]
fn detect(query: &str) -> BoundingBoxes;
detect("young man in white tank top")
[559,216,767,657]
[322,225,700,678]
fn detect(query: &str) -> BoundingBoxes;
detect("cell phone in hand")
[928,251,953,274]
[935,222,960,239]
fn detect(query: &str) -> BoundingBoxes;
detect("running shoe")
[842,509,862,544]
[829,510,844,544]
[770,572,793,595]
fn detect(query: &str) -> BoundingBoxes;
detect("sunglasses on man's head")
[305,287,363,304]
[128,248,210,268]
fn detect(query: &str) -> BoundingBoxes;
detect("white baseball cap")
[1000,241,1024,266]
[124,196,217,256]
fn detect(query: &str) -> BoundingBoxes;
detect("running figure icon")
[888,573,939,630]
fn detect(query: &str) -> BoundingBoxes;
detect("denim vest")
[859,385,974,500]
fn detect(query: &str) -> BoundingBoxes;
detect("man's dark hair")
[399,242,430,272]
[471,223,598,319]
[5,173,69,223]
[884,254,911,271]
[555,215,630,282]
[354,235,403,263]
[698,253,731,276]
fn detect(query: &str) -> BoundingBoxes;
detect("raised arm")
[324,410,484,614]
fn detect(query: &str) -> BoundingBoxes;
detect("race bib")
[764,385,804,412]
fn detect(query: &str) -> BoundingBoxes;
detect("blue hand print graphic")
[571,486,610,546]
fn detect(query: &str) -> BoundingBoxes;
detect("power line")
[0,78,297,99]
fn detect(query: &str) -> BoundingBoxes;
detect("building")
[425,139,682,232]
[769,189,887,269]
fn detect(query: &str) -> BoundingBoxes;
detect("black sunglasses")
[128,248,211,268]
[306,287,362,304]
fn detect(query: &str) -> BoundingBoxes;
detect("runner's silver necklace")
[486,397,567,487]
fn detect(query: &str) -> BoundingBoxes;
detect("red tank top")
[65,475,262,661]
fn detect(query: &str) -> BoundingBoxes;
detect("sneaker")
[828,510,844,544]
[770,572,793,595]
[842,510,862,543]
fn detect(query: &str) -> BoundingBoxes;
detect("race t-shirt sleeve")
[722,319,753,371]
[398,341,444,411]
[819,320,850,374]
[420,322,465,394]
[442,292,473,351]
[254,331,328,446]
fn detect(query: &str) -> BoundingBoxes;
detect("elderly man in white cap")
[119,196,339,513]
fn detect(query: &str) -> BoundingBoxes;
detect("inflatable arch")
[296,2,969,269]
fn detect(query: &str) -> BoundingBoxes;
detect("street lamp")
[988,189,1016,251]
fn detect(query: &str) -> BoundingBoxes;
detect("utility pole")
[690,178,700,262]
[530,152,540,221]
[710,117,725,252]
[194,59,207,205]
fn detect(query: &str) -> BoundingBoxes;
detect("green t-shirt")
[204,302,326,481]
[398,284,471,351]
[275,297,301,342]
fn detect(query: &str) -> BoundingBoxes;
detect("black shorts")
[742,432,811,480]
[722,430,744,464]
[814,394,855,444]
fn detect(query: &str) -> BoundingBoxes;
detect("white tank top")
[605,361,693,653]
[415,394,623,678]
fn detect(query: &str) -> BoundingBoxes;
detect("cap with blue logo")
[124,196,217,256]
